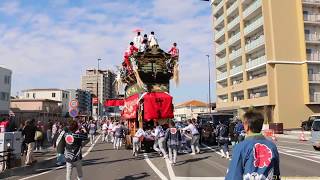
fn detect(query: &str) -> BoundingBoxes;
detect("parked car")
[197,113,234,145]
[301,114,320,131]
[311,119,320,151]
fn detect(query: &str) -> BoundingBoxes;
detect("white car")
[311,119,320,151]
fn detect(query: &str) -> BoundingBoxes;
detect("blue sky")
[0,0,215,104]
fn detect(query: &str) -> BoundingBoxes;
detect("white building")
[174,100,210,121]
[0,66,12,115]
[21,89,70,116]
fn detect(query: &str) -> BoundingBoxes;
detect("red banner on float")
[143,92,174,121]
[122,94,139,119]
[104,99,124,107]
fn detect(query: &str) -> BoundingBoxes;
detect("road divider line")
[278,140,310,145]
[143,153,169,180]
[19,135,101,180]
[278,145,320,154]
[203,144,231,161]
[165,157,176,180]
[278,150,320,164]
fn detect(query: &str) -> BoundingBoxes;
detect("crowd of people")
[16,110,280,180]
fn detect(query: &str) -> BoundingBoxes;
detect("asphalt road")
[5,135,320,180]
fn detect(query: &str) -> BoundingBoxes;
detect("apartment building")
[0,66,12,115]
[21,89,70,116]
[211,0,320,128]
[81,69,116,117]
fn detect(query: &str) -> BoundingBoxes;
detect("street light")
[206,55,212,114]
[97,58,102,120]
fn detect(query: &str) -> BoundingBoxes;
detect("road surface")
[6,135,320,180]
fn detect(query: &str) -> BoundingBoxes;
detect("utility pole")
[97,58,101,120]
[206,55,212,114]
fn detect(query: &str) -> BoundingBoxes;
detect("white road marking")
[277,140,310,145]
[19,135,101,180]
[143,153,169,180]
[165,157,176,180]
[278,145,320,154]
[175,177,224,180]
[278,150,320,164]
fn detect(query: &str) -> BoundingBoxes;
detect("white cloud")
[0,1,20,15]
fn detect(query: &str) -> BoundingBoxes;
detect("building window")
[4,76,10,84]
[33,93,36,99]
[62,93,65,98]
[26,93,29,98]
[66,94,68,98]
[52,93,56,98]
[0,92,6,101]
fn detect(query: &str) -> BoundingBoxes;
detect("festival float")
[105,30,179,150]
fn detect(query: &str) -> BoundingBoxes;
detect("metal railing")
[229,48,242,61]
[303,0,320,4]
[309,74,320,81]
[214,14,224,28]
[304,14,320,22]
[230,65,243,76]
[245,35,265,52]
[217,71,228,81]
[244,16,264,35]
[227,16,240,31]
[310,93,320,102]
[227,1,238,16]
[216,43,226,53]
[246,55,266,70]
[214,29,225,41]
[307,53,320,62]
[216,57,227,68]
[305,34,320,42]
[243,0,262,19]
[213,0,224,15]
[228,32,241,46]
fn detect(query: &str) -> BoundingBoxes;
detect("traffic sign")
[69,99,79,109]
[69,108,79,118]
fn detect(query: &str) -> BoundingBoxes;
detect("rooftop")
[175,100,208,108]
[22,88,68,92]
[11,99,62,103]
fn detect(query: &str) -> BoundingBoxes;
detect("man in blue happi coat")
[226,111,280,180]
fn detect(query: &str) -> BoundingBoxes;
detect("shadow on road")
[176,156,210,166]
[115,172,150,180]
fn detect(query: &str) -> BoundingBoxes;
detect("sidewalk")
[277,130,311,140]
[0,146,57,179]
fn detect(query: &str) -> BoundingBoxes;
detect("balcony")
[228,32,241,46]
[245,35,265,53]
[229,48,242,61]
[307,53,320,62]
[216,57,227,68]
[246,55,267,70]
[243,0,262,19]
[230,65,243,77]
[213,0,224,15]
[215,29,225,41]
[227,1,238,16]
[310,93,320,103]
[216,43,226,54]
[304,14,320,24]
[214,15,225,28]
[309,74,320,82]
[217,71,228,82]
[305,34,320,43]
[244,16,264,36]
[303,0,320,6]
[227,16,240,31]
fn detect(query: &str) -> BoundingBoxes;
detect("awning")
[122,94,139,119]
[104,99,124,107]
[143,92,174,121]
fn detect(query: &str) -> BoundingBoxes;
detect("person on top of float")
[148,31,158,47]
[168,42,179,58]
[133,31,143,50]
